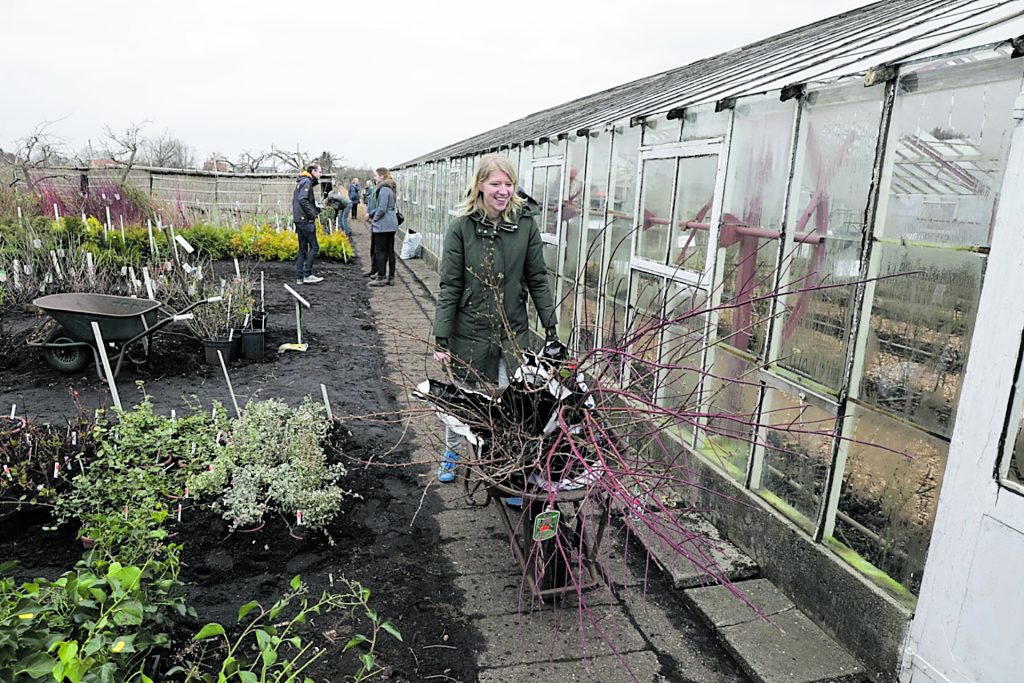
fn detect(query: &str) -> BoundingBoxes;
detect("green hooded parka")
[432,197,557,384]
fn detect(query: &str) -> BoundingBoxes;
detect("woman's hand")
[433,350,451,364]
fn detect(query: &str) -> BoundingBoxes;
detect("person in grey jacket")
[368,167,399,287]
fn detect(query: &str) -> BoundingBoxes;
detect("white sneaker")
[303,275,324,284]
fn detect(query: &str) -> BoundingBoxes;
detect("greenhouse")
[392,1,1024,679]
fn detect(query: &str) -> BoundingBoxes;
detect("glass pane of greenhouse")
[628,270,666,402]
[602,124,641,351]
[642,114,682,146]
[543,162,562,236]
[700,348,760,480]
[859,244,982,438]
[717,95,796,353]
[722,95,796,240]
[637,158,675,263]
[681,103,730,142]
[671,154,719,276]
[834,403,948,596]
[756,386,837,528]
[579,133,612,352]
[660,282,708,445]
[881,52,1023,248]
[778,80,884,390]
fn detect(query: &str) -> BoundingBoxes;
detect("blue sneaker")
[437,450,459,483]
[504,497,523,507]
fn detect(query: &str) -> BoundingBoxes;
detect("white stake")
[148,220,156,256]
[260,271,265,312]
[169,225,180,261]
[321,384,333,420]
[86,252,95,283]
[142,267,155,300]
[217,350,242,419]
[233,258,240,281]
[105,206,112,233]
[91,322,122,411]
[9,404,15,419]
[53,203,60,221]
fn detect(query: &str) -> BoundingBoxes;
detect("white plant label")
[33,239,42,249]
[175,234,195,254]
[57,248,65,258]
[9,404,15,419]
[0,271,6,283]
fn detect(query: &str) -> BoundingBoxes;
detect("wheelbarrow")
[27,293,221,379]
[414,344,612,601]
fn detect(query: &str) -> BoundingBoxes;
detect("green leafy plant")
[170,575,401,682]
[53,395,228,534]
[0,518,192,683]
[187,398,350,531]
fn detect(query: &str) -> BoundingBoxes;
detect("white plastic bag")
[400,232,422,260]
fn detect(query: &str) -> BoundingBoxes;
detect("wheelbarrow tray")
[33,293,162,342]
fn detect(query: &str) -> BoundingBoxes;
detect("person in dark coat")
[367,168,399,287]
[292,162,323,284]
[348,178,361,220]
[431,153,558,481]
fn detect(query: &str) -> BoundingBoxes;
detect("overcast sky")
[2,0,873,169]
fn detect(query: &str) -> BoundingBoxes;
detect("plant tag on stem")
[177,504,182,522]
[296,510,304,526]
[71,431,77,446]
[77,456,84,473]
[33,239,42,249]
[53,462,60,478]
[123,505,129,520]
[233,258,240,280]
[3,465,11,480]
[9,404,14,419]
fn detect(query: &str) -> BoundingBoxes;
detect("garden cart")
[414,344,612,601]
[27,293,221,379]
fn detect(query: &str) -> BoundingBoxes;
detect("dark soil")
[0,257,479,682]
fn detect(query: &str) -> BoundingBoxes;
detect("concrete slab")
[443,537,520,576]
[718,610,866,683]
[478,650,663,683]
[616,586,749,682]
[455,570,619,617]
[474,605,648,668]
[686,579,795,628]
[633,509,759,588]
[685,581,866,683]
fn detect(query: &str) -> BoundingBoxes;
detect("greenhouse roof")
[399,0,1024,167]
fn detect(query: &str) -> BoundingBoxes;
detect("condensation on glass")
[778,80,884,390]
[579,133,612,352]
[717,95,796,355]
[602,123,641,350]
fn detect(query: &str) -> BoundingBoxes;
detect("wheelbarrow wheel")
[43,327,90,373]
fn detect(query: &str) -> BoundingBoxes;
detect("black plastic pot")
[240,329,265,361]
[203,338,236,365]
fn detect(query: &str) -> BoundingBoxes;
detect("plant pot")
[230,332,242,360]
[203,338,236,366]
[240,329,265,361]
[251,310,268,331]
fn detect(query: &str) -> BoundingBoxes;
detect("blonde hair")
[458,153,524,222]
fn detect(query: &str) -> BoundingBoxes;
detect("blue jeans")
[338,209,351,238]
[295,223,318,278]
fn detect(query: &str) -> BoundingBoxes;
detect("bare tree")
[103,121,150,184]
[9,120,70,191]
[268,144,309,173]
[236,150,271,173]
[143,130,194,169]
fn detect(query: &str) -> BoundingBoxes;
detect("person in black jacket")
[293,163,324,284]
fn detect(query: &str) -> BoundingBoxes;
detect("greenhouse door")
[902,89,1024,682]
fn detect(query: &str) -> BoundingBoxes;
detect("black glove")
[545,327,559,343]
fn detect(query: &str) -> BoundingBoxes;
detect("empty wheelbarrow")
[27,293,221,378]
